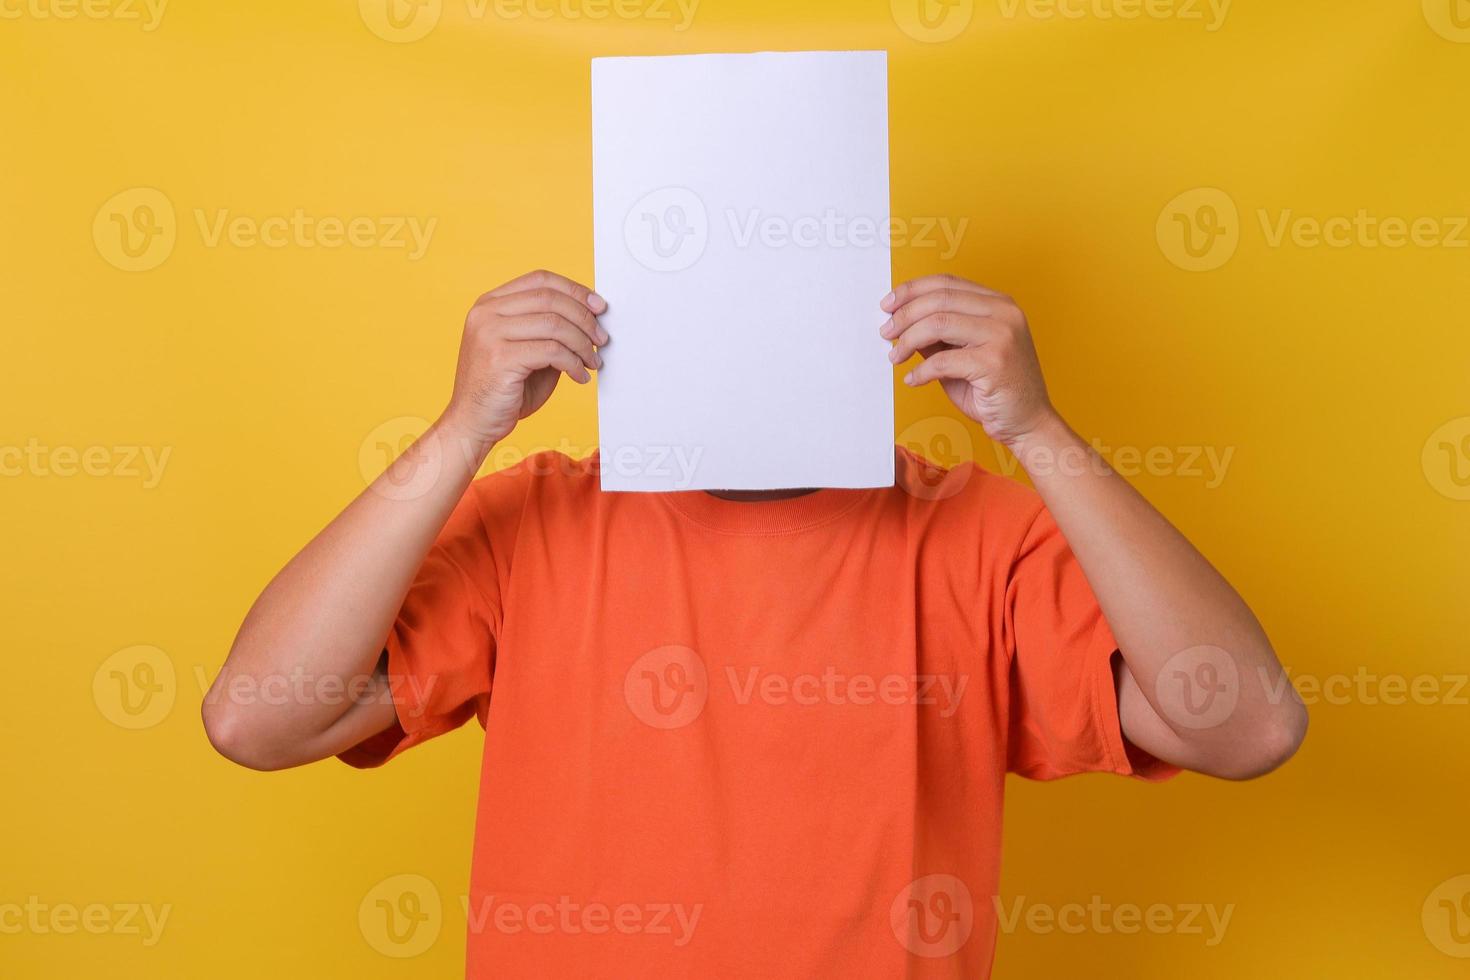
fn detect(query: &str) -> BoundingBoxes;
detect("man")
[203,269,1306,977]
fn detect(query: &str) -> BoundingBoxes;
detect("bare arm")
[203,271,607,770]
[883,274,1307,780]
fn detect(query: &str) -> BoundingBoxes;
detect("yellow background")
[3,0,1468,976]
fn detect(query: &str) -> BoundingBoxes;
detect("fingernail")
[903,372,915,385]
[593,353,603,370]
[596,327,610,345]
[888,347,901,363]
[589,291,608,313]
[879,318,894,338]
[880,291,895,310]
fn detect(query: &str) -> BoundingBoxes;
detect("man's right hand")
[204,268,607,771]
[444,269,608,446]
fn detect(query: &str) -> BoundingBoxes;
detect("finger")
[881,274,1001,313]
[888,313,1000,364]
[483,269,607,314]
[502,314,601,370]
[904,348,984,387]
[492,288,608,346]
[881,287,1011,340]
[505,339,592,384]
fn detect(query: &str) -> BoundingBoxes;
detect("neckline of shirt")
[658,485,872,535]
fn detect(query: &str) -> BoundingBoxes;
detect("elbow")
[1213,702,1309,781]
[201,697,294,772]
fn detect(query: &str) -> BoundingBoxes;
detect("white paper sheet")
[591,51,894,492]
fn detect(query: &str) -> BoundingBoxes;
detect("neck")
[704,488,818,502]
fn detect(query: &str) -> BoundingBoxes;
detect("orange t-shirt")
[342,446,1174,978]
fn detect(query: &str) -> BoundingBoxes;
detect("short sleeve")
[338,487,503,768]
[1004,508,1177,782]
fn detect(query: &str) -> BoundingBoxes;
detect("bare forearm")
[203,414,491,769]
[1009,412,1306,778]
[202,272,607,771]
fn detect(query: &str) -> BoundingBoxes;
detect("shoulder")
[462,449,600,527]
[892,445,1042,524]
[469,448,599,496]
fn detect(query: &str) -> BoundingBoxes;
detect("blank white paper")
[592,50,894,492]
